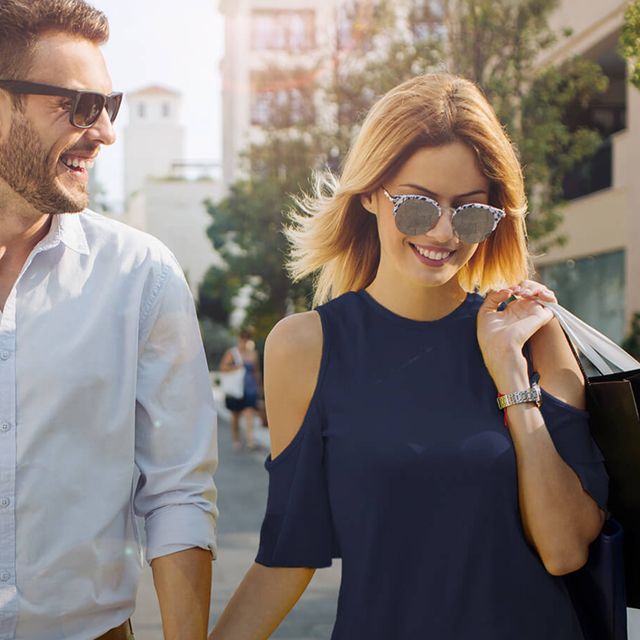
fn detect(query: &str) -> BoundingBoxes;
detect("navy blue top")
[256,291,608,639]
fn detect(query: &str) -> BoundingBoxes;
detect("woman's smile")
[408,242,457,267]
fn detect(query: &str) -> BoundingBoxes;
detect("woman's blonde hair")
[286,73,531,306]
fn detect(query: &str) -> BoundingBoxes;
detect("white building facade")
[124,86,184,205]
[122,85,223,296]
[220,0,341,187]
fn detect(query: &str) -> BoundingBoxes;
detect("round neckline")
[356,289,477,327]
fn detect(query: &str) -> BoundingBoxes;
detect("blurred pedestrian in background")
[220,327,263,451]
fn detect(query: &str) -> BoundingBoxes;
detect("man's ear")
[360,193,377,215]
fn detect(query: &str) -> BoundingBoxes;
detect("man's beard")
[0,115,88,215]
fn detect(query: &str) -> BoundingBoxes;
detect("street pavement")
[131,394,341,639]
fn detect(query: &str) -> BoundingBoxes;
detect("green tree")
[198,317,235,372]
[620,0,640,89]
[202,130,316,338]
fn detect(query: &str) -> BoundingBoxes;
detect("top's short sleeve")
[255,399,340,567]
[539,389,609,512]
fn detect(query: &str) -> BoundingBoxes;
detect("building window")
[162,102,171,118]
[538,250,625,344]
[251,10,315,51]
[250,71,315,127]
[562,138,612,201]
[138,102,146,118]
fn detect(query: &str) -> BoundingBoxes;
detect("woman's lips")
[409,242,456,267]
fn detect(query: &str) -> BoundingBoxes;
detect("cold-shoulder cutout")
[264,310,325,461]
[256,309,339,568]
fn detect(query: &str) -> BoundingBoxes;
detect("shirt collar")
[39,212,90,256]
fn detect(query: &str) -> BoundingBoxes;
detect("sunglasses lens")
[106,93,123,123]
[73,93,104,127]
[453,206,496,243]
[394,199,440,236]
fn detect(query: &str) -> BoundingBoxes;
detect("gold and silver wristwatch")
[496,379,542,411]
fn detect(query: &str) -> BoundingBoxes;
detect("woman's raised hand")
[476,280,557,385]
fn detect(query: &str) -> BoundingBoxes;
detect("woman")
[212,74,608,638]
[219,328,262,451]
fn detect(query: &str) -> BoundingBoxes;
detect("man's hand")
[152,547,213,640]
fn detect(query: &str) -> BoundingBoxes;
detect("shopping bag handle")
[538,301,640,377]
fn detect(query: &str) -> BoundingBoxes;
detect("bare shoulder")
[264,311,323,459]
[528,316,586,410]
[265,311,323,365]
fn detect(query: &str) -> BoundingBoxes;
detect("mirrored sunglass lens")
[73,93,104,127]
[394,199,440,236]
[453,206,495,243]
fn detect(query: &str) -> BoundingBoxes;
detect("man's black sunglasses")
[0,80,123,129]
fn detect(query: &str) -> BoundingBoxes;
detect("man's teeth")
[61,157,94,170]
[414,245,452,261]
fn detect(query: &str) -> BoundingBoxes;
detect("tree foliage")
[620,0,640,89]
[200,0,609,337]
[202,131,316,336]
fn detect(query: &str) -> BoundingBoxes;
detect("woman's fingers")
[482,282,557,315]
[512,280,557,303]
[481,288,515,312]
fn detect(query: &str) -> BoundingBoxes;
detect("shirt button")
[0,571,10,582]
[0,498,9,508]
[0,423,10,432]
[0,351,9,361]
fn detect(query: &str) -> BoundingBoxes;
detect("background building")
[121,85,224,296]
[536,0,637,345]
[124,86,184,205]
[220,0,341,187]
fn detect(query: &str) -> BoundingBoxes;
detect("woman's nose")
[425,206,456,243]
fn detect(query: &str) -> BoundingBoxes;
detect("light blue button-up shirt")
[0,211,218,640]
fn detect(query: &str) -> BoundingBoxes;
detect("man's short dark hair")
[0,0,109,86]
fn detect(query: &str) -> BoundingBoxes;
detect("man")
[0,2,218,639]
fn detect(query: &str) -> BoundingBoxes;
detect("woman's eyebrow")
[399,183,488,198]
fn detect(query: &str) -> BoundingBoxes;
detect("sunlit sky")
[90,0,225,211]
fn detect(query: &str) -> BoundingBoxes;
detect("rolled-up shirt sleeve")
[134,252,218,563]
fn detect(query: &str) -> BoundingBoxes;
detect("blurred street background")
[89,0,640,636]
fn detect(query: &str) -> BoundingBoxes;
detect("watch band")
[496,381,542,410]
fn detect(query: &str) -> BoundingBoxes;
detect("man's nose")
[84,107,116,146]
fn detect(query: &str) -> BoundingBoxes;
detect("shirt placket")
[0,238,58,639]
